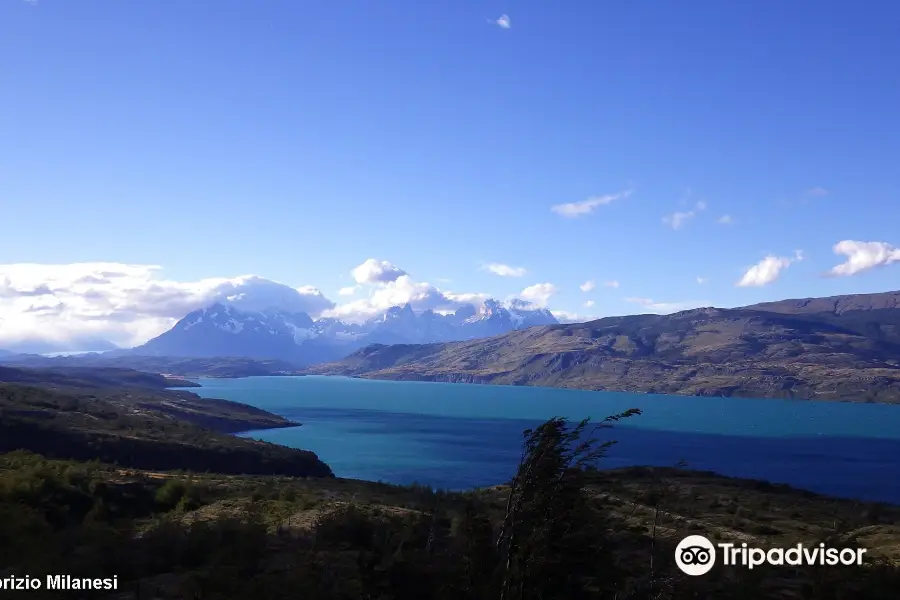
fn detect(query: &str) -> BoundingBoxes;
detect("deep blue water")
[177,376,900,504]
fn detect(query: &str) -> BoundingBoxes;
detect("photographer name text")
[0,575,118,592]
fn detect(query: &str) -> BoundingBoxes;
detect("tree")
[496,410,641,600]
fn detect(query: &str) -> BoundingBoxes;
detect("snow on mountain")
[132,303,326,363]
[507,298,558,327]
[213,275,334,315]
[130,298,559,366]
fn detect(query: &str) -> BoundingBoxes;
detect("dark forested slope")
[0,367,332,477]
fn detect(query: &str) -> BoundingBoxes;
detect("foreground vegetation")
[2,364,899,597]
[2,417,899,599]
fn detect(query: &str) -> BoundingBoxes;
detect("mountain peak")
[130,298,559,366]
[202,302,229,314]
[454,305,477,319]
[508,298,539,311]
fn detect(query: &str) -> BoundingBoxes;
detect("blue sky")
[2,0,900,343]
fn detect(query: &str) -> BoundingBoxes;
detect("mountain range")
[5,290,900,403]
[305,290,900,403]
[102,298,560,366]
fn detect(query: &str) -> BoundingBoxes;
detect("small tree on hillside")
[496,409,642,600]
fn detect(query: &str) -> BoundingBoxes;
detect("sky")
[2,0,900,348]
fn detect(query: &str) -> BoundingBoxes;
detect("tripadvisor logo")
[675,535,867,576]
[675,535,717,576]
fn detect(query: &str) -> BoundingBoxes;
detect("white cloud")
[696,276,707,285]
[584,300,595,308]
[223,278,333,314]
[320,260,491,322]
[321,299,379,322]
[717,215,734,225]
[483,263,527,277]
[493,14,511,28]
[351,259,407,285]
[338,286,359,296]
[551,310,594,324]
[624,297,709,314]
[518,283,558,307]
[323,271,490,323]
[551,190,632,218]
[805,187,830,197]
[0,263,335,349]
[1,259,574,348]
[582,279,619,292]
[736,251,804,287]
[368,276,443,309]
[443,291,489,305]
[662,200,707,230]
[828,240,900,277]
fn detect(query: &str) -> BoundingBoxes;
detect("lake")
[178,376,900,504]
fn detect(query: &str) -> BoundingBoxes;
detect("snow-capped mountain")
[457,299,557,338]
[131,298,559,366]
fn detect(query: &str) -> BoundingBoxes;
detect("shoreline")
[193,370,900,405]
[184,372,900,411]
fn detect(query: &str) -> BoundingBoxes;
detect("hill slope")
[0,367,333,477]
[745,290,900,315]
[2,450,898,598]
[306,293,900,403]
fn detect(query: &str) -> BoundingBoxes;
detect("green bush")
[155,479,189,511]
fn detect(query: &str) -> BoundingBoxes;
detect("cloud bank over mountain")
[0,260,546,351]
[4,238,898,353]
[0,263,333,350]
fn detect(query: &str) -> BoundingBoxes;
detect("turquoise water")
[179,376,900,503]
